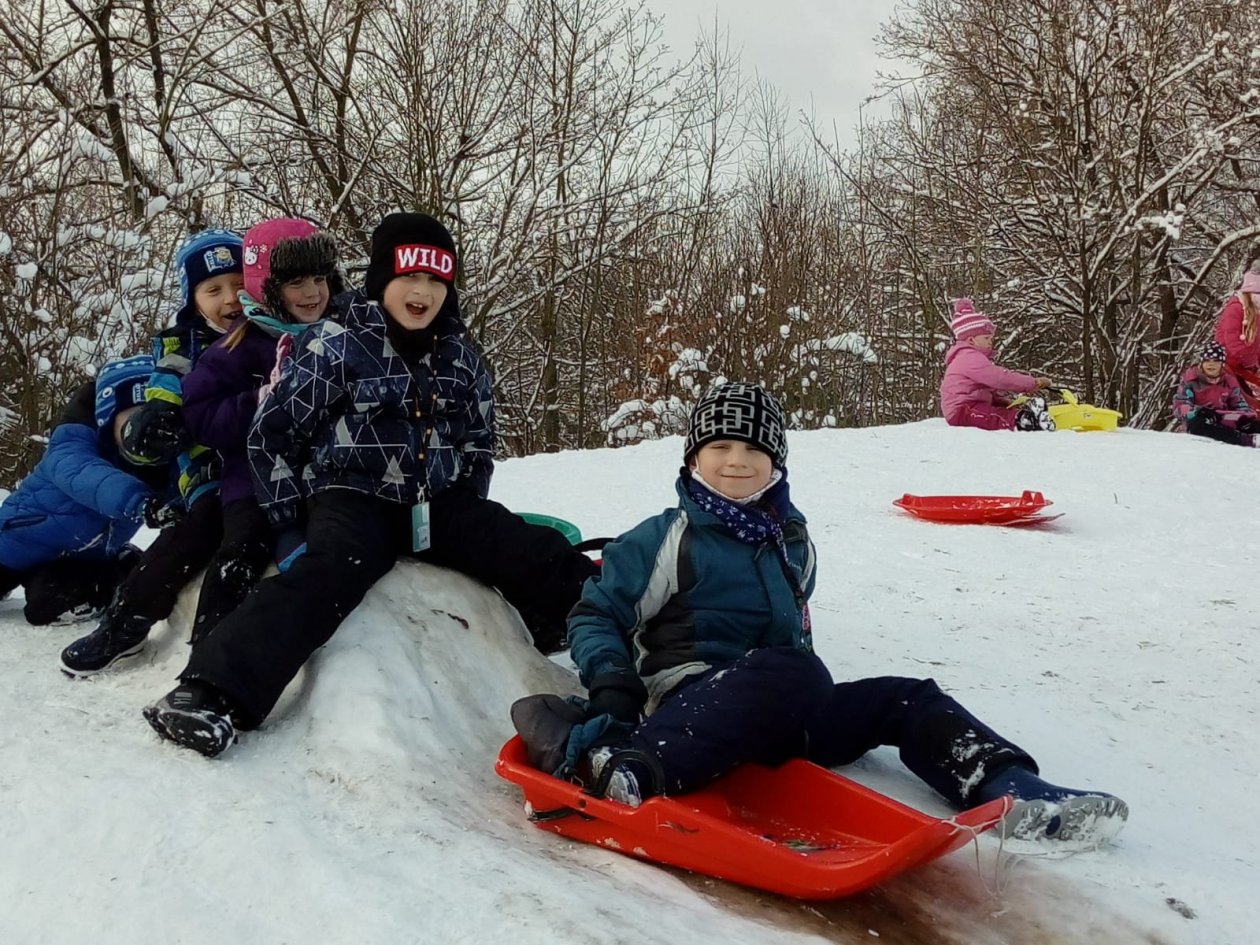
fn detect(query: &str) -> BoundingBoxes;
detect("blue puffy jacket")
[0,383,169,571]
[248,290,495,527]
[569,477,817,714]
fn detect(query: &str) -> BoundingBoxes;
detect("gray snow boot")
[976,764,1128,848]
[143,682,237,758]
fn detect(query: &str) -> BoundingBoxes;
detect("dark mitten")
[588,670,649,725]
[1193,407,1219,426]
[141,496,186,530]
[511,694,588,774]
[122,401,186,463]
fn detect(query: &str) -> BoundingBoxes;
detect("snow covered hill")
[1,421,1254,945]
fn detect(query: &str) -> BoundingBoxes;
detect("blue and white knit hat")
[175,228,243,306]
[684,383,789,469]
[94,354,155,429]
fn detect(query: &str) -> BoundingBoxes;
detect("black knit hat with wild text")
[364,212,457,302]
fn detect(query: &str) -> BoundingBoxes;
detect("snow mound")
[3,420,1253,944]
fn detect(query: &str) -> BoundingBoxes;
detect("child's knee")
[742,647,833,700]
[883,675,946,705]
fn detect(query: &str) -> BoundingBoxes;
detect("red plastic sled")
[893,490,1053,525]
[496,736,1010,899]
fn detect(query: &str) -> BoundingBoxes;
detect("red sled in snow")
[495,736,1011,899]
[893,491,1061,526]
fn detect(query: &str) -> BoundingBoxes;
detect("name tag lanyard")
[405,339,439,553]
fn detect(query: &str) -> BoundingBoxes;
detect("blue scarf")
[683,469,807,615]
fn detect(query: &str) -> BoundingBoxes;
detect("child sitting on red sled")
[514,383,1127,847]
[1172,340,1260,448]
[940,299,1056,431]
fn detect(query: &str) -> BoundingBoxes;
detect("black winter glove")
[587,670,649,725]
[141,496,186,530]
[121,401,187,463]
[1193,406,1219,426]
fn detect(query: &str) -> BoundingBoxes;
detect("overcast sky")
[645,0,892,144]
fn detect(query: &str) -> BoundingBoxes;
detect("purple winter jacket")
[940,341,1040,424]
[182,325,279,504]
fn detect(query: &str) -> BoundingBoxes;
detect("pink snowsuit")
[940,342,1040,431]
[1213,296,1260,379]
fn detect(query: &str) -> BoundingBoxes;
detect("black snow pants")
[183,488,599,728]
[629,647,1037,809]
[188,498,272,645]
[117,494,223,621]
[1,553,136,625]
[1187,412,1260,448]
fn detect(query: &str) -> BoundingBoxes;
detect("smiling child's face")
[381,272,448,331]
[194,272,245,332]
[690,440,774,499]
[280,275,330,323]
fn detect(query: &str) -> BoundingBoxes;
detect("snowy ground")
[1,421,1253,945]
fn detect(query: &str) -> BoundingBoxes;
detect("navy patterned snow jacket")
[248,289,495,528]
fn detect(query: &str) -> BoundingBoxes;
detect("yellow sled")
[1049,389,1122,432]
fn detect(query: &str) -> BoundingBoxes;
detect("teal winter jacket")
[569,478,816,715]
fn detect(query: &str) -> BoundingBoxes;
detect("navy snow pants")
[628,647,1036,808]
[1,554,133,625]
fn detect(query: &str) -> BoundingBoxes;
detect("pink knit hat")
[950,298,996,341]
[1240,268,1260,295]
[242,218,321,302]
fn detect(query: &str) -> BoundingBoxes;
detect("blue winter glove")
[273,526,307,572]
[561,712,635,779]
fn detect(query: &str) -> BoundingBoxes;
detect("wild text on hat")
[394,244,455,278]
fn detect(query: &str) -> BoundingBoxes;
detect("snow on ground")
[1,421,1254,944]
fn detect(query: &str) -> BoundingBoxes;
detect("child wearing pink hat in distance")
[939,299,1055,431]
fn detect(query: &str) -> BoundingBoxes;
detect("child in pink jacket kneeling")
[940,299,1054,431]
[1172,340,1259,448]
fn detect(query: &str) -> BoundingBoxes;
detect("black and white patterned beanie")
[684,383,788,469]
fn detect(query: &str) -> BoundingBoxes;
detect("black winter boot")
[143,681,237,758]
[59,596,154,676]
